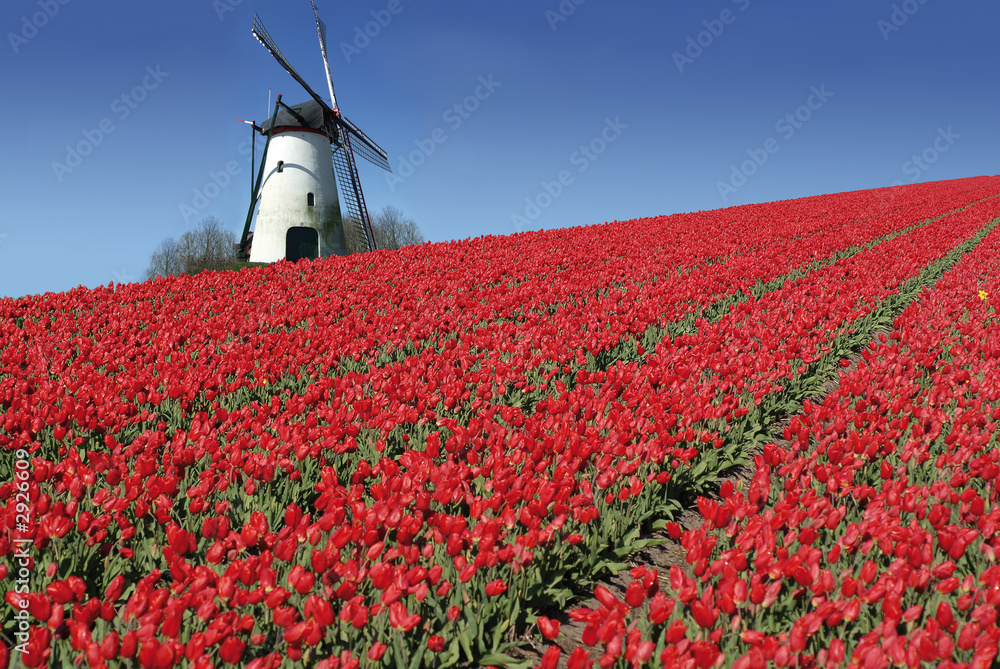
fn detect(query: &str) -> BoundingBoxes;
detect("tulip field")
[2,176,1000,669]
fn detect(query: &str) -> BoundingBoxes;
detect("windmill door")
[286,227,319,262]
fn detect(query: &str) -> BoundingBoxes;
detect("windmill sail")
[332,131,378,252]
[252,14,332,114]
[339,116,392,172]
[310,1,339,111]
[309,1,390,173]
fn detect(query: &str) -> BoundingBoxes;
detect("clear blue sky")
[1,0,997,298]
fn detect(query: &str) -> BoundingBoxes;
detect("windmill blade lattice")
[314,12,328,53]
[252,13,332,113]
[332,132,377,252]
[338,116,392,172]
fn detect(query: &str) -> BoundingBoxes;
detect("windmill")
[238,1,391,263]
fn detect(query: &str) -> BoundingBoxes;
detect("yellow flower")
[979,290,989,300]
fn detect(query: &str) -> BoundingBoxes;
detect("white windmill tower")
[238,1,391,263]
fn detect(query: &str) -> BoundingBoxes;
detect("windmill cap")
[259,100,331,135]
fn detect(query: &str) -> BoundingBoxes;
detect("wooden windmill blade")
[252,13,334,117]
[336,115,392,172]
[310,0,385,252]
[308,0,391,173]
[310,0,338,111]
[332,131,378,252]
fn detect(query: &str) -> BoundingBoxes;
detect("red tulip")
[99,632,120,660]
[690,600,718,629]
[537,616,560,640]
[936,601,955,630]
[45,581,74,604]
[367,642,388,661]
[219,636,246,664]
[540,645,561,669]
[625,581,646,608]
[567,647,592,669]
[593,585,617,608]
[304,595,334,627]
[104,575,125,602]
[484,579,507,597]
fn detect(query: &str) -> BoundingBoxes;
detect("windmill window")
[307,193,315,207]
[277,161,284,173]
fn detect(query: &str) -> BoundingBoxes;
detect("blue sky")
[1,0,997,298]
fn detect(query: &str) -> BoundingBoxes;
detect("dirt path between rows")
[503,332,884,668]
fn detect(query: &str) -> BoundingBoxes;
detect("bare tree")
[372,206,424,250]
[147,217,238,278]
[146,237,184,279]
[343,206,424,253]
